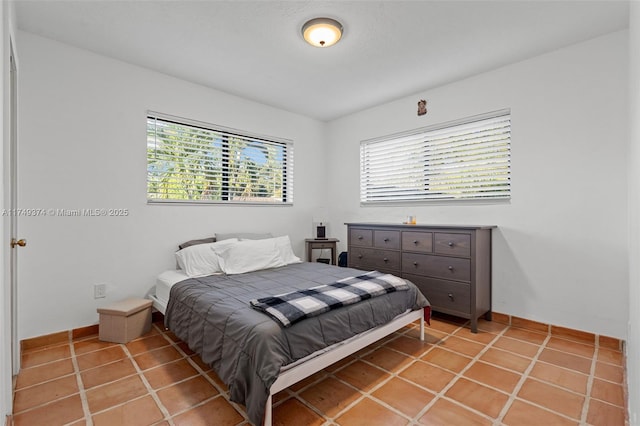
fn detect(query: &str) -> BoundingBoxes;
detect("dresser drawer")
[309,242,335,250]
[402,253,471,282]
[434,233,471,257]
[374,230,400,250]
[350,247,401,271]
[402,231,433,253]
[347,223,493,333]
[404,274,471,316]
[350,229,373,247]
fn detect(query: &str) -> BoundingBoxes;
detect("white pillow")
[175,238,238,277]
[273,235,301,265]
[214,238,285,275]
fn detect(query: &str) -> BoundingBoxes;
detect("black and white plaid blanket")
[249,271,409,327]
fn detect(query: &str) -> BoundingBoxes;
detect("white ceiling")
[16,0,629,122]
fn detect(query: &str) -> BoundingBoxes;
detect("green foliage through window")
[147,114,293,204]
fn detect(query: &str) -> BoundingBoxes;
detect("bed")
[149,235,430,426]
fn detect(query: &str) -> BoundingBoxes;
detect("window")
[360,110,510,203]
[147,113,293,204]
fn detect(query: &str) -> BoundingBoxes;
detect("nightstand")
[305,238,340,265]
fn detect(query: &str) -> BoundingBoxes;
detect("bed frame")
[150,292,425,426]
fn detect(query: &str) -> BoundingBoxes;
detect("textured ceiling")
[16,0,629,121]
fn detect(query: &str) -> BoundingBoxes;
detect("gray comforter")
[165,262,429,425]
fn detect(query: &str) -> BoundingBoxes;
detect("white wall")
[16,31,327,339]
[626,4,639,424]
[327,31,629,339]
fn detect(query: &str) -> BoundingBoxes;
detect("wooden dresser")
[346,223,495,332]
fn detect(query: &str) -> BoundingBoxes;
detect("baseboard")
[489,312,624,351]
[19,310,625,353]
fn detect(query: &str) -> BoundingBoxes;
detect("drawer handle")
[448,242,454,247]
[413,240,418,245]
[448,266,454,271]
[358,254,363,259]
[383,258,389,262]
[358,236,363,240]
[448,293,454,301]
[384,238,389,242]
[413,261,418,266]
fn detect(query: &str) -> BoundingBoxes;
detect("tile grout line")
[293,389,355,425]
[456,330,600,412]
[580,336,599,425]
[169,326,396,424]
[408,322,508,424]
[74,329,183,424]
[154,323,250,424]
[280,323,436,424]
[495,334,588,425]
[337,323,460,424]
[11,347,110,418]
[306,320,511,425]
[72,341,149,422]
[491,334,544,425]
[349,321,600,426]
[349,327,443,424]
[121,339,176,426]
[280,353,367,423]
[68,333,93,426]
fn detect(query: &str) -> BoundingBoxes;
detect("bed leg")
[263,394,273,426]
[420,318,425,342]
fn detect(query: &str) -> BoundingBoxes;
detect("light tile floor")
[11,313,628,425]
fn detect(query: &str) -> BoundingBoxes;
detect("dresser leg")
[470,318,478,333]
[484,311,492,321]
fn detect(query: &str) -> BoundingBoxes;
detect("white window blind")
[147,113,293,204]
[360,110,511,203]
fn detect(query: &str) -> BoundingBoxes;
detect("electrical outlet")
[94,283,106,299]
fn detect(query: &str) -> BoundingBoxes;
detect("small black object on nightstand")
[316,223,327,239]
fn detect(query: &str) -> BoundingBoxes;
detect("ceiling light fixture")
[302,17,343,48]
